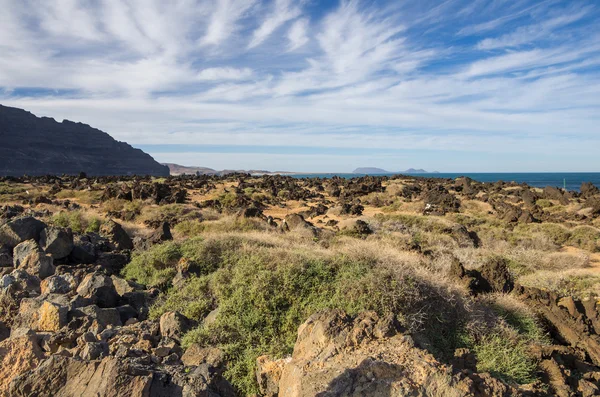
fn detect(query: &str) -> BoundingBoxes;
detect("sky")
[1,0,599,172]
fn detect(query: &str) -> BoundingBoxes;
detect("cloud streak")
[0,0,599,171]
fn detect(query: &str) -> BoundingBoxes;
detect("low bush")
[55,189,102,204]
[51,210,102,233]
[472,334,538,384]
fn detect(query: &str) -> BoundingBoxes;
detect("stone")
[111,275,139,296]
[39,227,74,259]
[95,252,129,275]
[80,341,109,360]
[0,244,12,267]
[73,305,122,329]
[0,335,45,395]
[116,304,138,324]
[12,239,42,268]
[68,238,96,264]
[0,322,8,343]
[159,311,193,342]
[5,269,41,293]
[148,222,173,244]
[17,251,55,280]
[0,216,46,249]
[76,272,119,308]
[256,355,287,397]
[38,301,68,332]
[40,273,76,294]
[182,344,225,368]
[100,220,133,251]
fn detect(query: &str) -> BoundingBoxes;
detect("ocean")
[288,173,600,192]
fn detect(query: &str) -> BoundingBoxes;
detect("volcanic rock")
[39,227,74,259]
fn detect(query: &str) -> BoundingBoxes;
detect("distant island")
[353,167,439,174]
[163,163,295,176]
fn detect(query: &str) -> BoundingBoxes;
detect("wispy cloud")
[287,18,309,51]
[0,0,599,171]
[248,0,302,49]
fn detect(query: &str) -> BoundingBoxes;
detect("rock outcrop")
[0,105,169,176]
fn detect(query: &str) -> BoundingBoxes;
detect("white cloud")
[248,0,302,49]
[201,0,257,46]
[0,0,599,171]
[477,8,591,50]
[196,67,253,81]
[287,18,309,51]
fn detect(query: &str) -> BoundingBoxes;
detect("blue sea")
[288,173,600,192]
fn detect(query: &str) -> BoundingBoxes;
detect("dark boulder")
[39,227,74,259]
[100,220,133,251]
[76,272,119,308]
[0,217,46,249]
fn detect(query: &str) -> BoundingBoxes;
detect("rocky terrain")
[0,105,169,177]
[1,173,600,396]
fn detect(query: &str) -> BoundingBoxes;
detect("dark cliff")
[0,105,169,176]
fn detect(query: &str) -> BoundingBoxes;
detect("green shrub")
[51,211,102,234]
[473,334,538,384]
[536,199,553,208]
[568,226,600,252]
[55,189,102,204]
[174,218,270,236]
[144,241,424,394]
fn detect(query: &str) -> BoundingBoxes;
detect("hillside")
[1,174,600,395]
[0,105,169,176]
[163,163,217,175]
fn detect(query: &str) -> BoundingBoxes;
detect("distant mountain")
[163,163,218,175]
[353,167,438,174]
[353,167,389,174]
[164,163,295,176]
[0,105,169,176]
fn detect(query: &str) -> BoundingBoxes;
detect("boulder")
[80,341,109,360]
[256,355,287,397]
[282,214,319,237]
[38,301,68,332]
[12,239,42,268]
[0,244,12,267]
[349,219,372,235]
[0,335,45,395]
[9,355,235,397]
[581,182,600,198]
[544,186,570,205]
[181,344,225,367]
[278,310,453,397]
[3,269,41,294]
[39,227,74,259]
[72,305,122,329]
[149,222,173,244]
[0,216,46,249]
[100,220,133,251]
[76,272,119,308]
[0,321,9,342]
[68,237,96,264]
[95,252,129,275]
[159,311,193,342]
[17,251,55,279]
[40,274,76,295]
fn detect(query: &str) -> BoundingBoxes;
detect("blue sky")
[1,0,599,172]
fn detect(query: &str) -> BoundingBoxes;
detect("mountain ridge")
[0,105,169,176]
